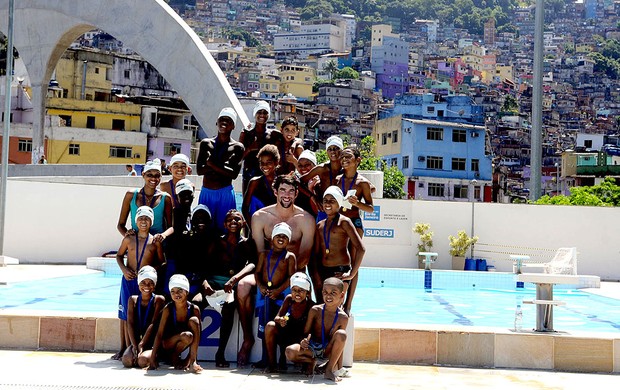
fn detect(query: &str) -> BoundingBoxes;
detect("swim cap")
[169,274,190,292]
[252,100,271,120]
[271,222,292,241]
[298,150,317,166]
[137,265,158,285]
[191,204,211,219]
[135,206,154,224]
[169,153,189,167]
[175,178,194,195]
[143,158,162,173]
[218,107,238,127]
[323,186,344,208]
[290,272,311,292]
[326,135,343,150]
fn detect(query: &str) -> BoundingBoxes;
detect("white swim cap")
[137,265,158,285]
[271,222,292,241]
[191,204,212,219]
[169,153,189,167]
[169,274,190,292]
[326,135,344,150]
[323,186,344,209]
[298,150,317,166]
[135,206,154,224]
[290,272,311,292]
[252,100,271,120]
[175,178,194,195]
[143,158,162,173]
[218,107,238,127]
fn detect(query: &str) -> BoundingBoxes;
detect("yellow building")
[575,43,593,53]
[374,114,402,157]
[278,64,315,101]
[44,48,147,164]
[259,73,281,99]
[495,64,514,83]
[462,44,496,83]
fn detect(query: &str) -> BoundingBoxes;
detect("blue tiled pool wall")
[89,258,584,291]
[357,268,584,290]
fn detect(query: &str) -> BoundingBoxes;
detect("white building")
[274,21,346,58]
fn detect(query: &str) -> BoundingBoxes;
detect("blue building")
[376,94,492,201]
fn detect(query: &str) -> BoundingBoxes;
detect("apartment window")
[110,146,132,158]
[452,129,467,142]
[59,115,72,127]
[18,139,32,152]
[68,143,80,155]
[86,116,96,129]
[164,142,182,156]
[427,106,435,113]
[427,127,443,141]
[94,67,100,74]
[112,119,125,131]
[392,131,398,143]
[471,159,480,172]
[452,158,466,171]
[390,158,398,167]
[584,140,593,148]
[426,156,443,170]
[428,183,445,197]
[124,70,130,79]
[474,186,481,200]
[382,133,388,145]
[402,155,409,169]
[454,185,468,199]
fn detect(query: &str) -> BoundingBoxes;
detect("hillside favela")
[1,1,620,389]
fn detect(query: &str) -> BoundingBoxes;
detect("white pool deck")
[1,264,619,388]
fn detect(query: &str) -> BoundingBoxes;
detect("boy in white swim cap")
[253,221,297,367]
[148,274,203,373]
[122,265,166,369]
[114,206,165,361]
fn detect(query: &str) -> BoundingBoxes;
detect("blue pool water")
[1,268,619,333]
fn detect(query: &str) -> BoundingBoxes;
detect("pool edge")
[1,312,618,374]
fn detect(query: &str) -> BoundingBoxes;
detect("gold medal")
[229,269,235,275]
[326,249,330,254]
[268,281,272,287]
[343,208,348,212]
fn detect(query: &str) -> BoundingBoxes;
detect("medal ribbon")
[137,294,154,335]
[267,249,285,287]
[321,305,339,349]
[323,216,337,254]
[135,235,149,270]
[140,188,156,208]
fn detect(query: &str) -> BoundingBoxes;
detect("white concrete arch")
[0,0,248,162]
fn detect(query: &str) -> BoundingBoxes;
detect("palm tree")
[323,59,338,80]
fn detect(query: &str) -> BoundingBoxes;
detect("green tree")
[534,178,620,206]
[382,164,406,199]
[334,66,359,80]
[501,95,519,114]
[358,136,380,170]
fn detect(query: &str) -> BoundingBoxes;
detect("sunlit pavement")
[0,350,618,389]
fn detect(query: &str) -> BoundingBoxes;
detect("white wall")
[4,179,620,280]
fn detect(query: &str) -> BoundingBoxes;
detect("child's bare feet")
[110,350,123,360]
[324,370,341,382]
[237,339,254,367]
[191,362,203,373]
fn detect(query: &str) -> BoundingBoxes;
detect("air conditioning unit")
[134,154,141,159]
[475,171,480,178]
[471,132,479,138]
[418,182,425,188]
[418,156,426,162]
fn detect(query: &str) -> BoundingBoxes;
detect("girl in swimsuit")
[264,272,315,373]
[159,153,190,209]
[117,158,173,241]
[122,266,166,368]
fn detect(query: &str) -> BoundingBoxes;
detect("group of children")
[113,101,371,381]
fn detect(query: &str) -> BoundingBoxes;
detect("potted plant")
[449,230,478,270]
[413,222,433,268]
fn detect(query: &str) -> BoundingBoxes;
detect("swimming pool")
[1,267,618,333]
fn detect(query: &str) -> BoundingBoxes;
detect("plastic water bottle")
[514,304,523,331]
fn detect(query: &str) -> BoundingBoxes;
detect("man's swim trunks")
[198,185,236,232]
[118,276,139,320]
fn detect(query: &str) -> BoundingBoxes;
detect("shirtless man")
[196,107,244,232]
[235,174,316,366]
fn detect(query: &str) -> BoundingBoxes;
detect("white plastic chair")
[543,247,577,275]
